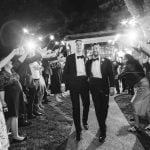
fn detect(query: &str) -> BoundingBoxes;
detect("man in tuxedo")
[62,39,90,141]
[86,43,114,143]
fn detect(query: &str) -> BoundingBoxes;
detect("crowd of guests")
[0,21,68,149]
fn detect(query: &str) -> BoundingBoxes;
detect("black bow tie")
[77,55,84,59]
[92,58,99,61]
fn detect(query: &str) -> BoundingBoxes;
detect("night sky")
[0,0,129,48]
[0,0,127,35]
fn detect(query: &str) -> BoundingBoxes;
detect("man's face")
[93,45,100,57]
[76,41,83,54]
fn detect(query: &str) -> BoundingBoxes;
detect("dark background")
[0,0,130,38]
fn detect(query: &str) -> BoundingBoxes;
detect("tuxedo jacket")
[62,53,88,90]
[86,58,114,90]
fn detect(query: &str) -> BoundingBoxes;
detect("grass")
[9,95,73,150]
[9,92,150,150]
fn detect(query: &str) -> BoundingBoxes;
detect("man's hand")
[3,106,8,112]
[61,83,66,93]
[109,87,115,96]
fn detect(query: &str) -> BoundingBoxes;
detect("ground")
[115,93,150,150]
[9,95,73,150]
[9,93,150,150]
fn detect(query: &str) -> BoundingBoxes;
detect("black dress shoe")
[28,114,36,119]
[98,135,106,143]
[83,124,89,130]
[19,121,32,127]
[76,132,81,141]
[12,136,27,143]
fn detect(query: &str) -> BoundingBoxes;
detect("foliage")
[0,0,129,38]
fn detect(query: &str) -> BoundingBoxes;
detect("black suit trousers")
[89,78,109,136]
[69,77,90,133]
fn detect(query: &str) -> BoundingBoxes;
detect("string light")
[23,28,29,34]
[50,35,55,40]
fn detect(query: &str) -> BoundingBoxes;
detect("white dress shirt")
[75,54,86,76]
[91,56,102,78]
[29,62,40,79]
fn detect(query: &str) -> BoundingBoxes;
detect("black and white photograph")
[0,0,150,150]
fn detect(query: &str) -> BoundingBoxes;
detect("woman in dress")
[119,54,150,132]
[49,51,63,102]
[0,57,27,142]
[0,50,17,150]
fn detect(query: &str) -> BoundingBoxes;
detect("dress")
[119,59,150,118]
[0,70,22,118]
[131,77,150,117]
[0,101,9,150]
[50,61,62,94]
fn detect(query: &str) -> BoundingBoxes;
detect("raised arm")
[0,49,18,69]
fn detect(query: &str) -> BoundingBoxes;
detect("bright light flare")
[55,41,59,45]
[125,48,132,55]
[23,28,29,34]
[127,30,138,41]
[66,45,70,50]
[128,18,137,27]
[114,34,121,41]
[38,36,43,41]
[114,48,118,52]
[121,18,137,27]
[117,51,125,57]
[108,40,112,44]
[61,41,65,45]
[50,35,54,40]
[25,40,37,50]
[121,19,128,25]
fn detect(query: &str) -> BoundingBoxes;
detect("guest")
[50,53,63,102]
[42,53,58,103]
[28,59,43,117]
[0,20,27,143]
[0,58,27,142]
[119,54,150,132]
[0,50,17,149]
[37,60,46,111]
[0,95,9,150]
[112,61,120,94]
[143,57,150,83]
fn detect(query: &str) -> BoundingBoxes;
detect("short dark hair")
[93,43,99,46]
[75,39,82,43]
[124,54,135,62]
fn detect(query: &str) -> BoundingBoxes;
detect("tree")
[124,0,150,54]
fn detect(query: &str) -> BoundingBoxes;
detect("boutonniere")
[101,58,104,62]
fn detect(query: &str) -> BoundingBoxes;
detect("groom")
[86,43,114,143]
[62,40,90,141]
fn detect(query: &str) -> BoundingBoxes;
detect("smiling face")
[93,44,100,57]
[76,40,83,54]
